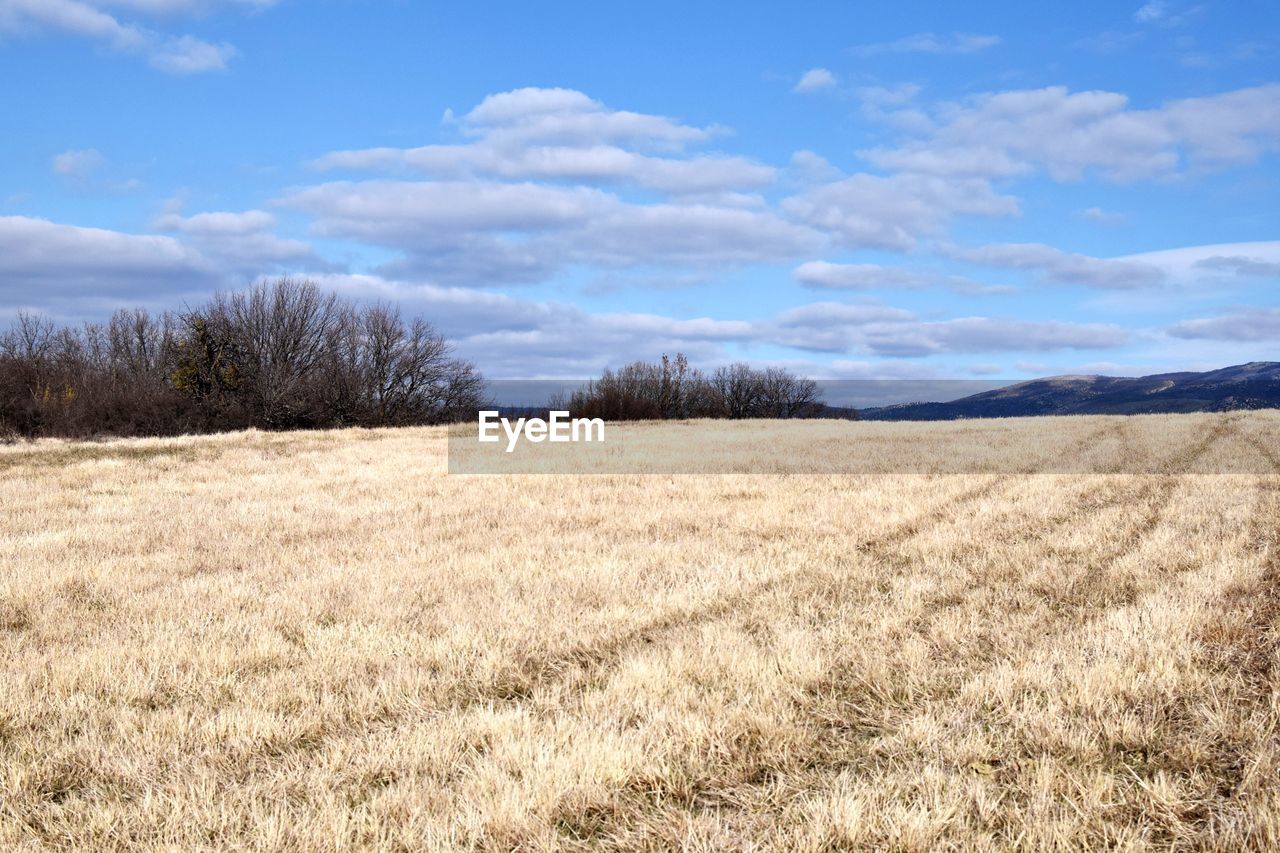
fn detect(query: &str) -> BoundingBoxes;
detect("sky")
[1,0,1277,379]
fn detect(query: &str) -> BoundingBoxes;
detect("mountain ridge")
[859,362,1280,420]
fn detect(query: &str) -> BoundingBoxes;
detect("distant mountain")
[859,362,1280,420]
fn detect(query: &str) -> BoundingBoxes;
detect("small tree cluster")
[0,279,485,439]
[566,354,840,421]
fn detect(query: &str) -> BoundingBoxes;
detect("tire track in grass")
[1167,473,1280,849]
[852,416,1229,615]
[92,420,1119,846]
[552,418,1234,846]
[939,456,1280,849]
[519,425,1174,844]
[716,416,1248,846]
[121,431,1057,820]
[1020,414,1237,612]
[221,424,1127,804]
[0,418,1242,848]
[827,418,1131,566]
[208,417,1181,848]
[1191,430,1280,710]
[1058,428,1278,849]
[193,421,1194,847]
[1243,433,1280,475]
[470,473,1010,706]
[814,415,1236,730]
[89,434,1063,837]
[473,418,1129,708]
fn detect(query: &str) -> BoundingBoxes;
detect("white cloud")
[464,305,1128,370]
[1161,86,1280,167]
[464,87,602,124]
[854,83,923,106]
[302,85,1277,289]
[849,84,932,132]
[1193,256,1280,277]
[464,87,713,150]
[1078,206,1127,225]
[0,0,256,73]
[307,272,748,376]
[901,318,1128,355]
[1074,30,1146,55]
[782,173,1018,249]
[297,272,1126,375]
[826,359,949,379]
[568,202,820,268]
[1121,241,1280,280]
[317,144,774,195]
[155,208,275,235]
[1168,309,1280,341]
[0,215,214,300]
[312,87,772,195]
[282,176,821,286]
[51,148,106,178]
[310,273,556,339]
[852,32,1001,57]
[1130,1,1200,26]
[148,33,234,73]
[769,300,1126,355]
[284,180,615,240]
[297,90,841,284]
[793,68,837,93]
[949,242,1166,288]
[154,205,325,271]
[376,237,563,288]
[375,202,820,286]
[0,0,146,47]
[858,84,1280,182]
[1133,2,1168,23]
[786,150,841,183]
[794,261,930,290]
[861,145,1028,179]
[9,70,1270,376]
[775,301,915,328]
[99,0,278,12]
[792,260,1005,293]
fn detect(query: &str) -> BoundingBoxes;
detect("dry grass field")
[1,412,1278,850]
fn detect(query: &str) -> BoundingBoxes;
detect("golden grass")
[1,412,1277,850]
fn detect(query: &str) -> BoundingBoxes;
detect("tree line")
[562,353,856,420]
[0,279,485,439]
[2,280,854,440]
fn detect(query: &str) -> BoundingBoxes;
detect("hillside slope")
[861,362,1280,420]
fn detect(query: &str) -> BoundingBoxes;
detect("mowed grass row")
[0,412,1277,850]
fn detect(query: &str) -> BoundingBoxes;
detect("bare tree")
[361,307,455,424]
[208,279,343,428]
[712,363,763,419]
[1,313,56,363]
[569,355,831,421]
[757,367,821,418]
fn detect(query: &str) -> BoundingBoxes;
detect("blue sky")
[1,0,1277,378]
